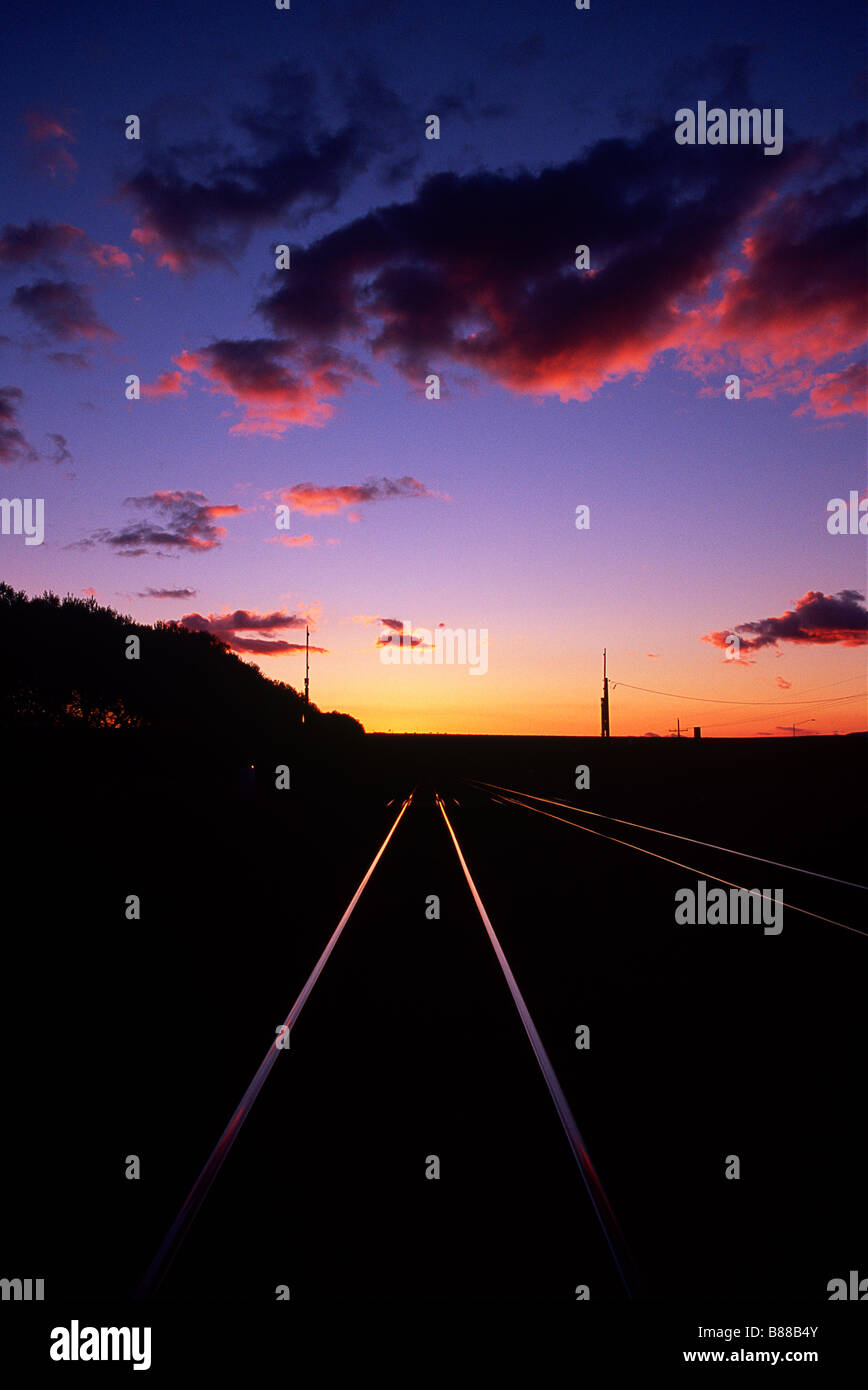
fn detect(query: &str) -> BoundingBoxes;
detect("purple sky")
[1,0,865,733]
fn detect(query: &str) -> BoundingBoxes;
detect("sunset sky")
[1,0,865,734]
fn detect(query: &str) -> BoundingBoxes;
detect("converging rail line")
[137,784,639,1301]
[436,793,636,1298]
[472,780,867,939]
[136,791,416,1299]
[471,780,867,891]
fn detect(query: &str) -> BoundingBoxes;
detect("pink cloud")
[141,370,186,399]
[265,534,316,548]
[281,477,441,515]
[23,109,78,182]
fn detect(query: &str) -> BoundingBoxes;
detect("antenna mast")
[600,648,610,738]
[304,625,310,716]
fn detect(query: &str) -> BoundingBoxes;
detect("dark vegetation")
[0,581,363,798]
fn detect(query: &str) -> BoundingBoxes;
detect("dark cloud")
[120,63,410,271]
[11,279,116,342]
[179,606,326,656]
[84,490,244,556]
[0,221,83,266]
[136,587,198,599]
[237,635,323,655]
[692,169,867,409]
[189,608,305,632]
[246,117,865,421]
[22,109,78,182]
[281,476,441,515]
[0,220,131,271]
[44,432,72,467]
[376,630,426,649]
[1,385,26,420]
[174,337,374,431]
[47,350,90,369]
[374,619,441,650]
[0,385,38,465]
[219,635,324,655]
[703,589,868,656]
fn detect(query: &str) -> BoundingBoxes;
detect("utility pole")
[789,718,815,737]
[600,648,610,738]
[303,624,310,722]
[668,718,682,739]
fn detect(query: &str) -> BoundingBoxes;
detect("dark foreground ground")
[1,731,865,1360]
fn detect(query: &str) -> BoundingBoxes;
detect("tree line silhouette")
[0,583,363,750]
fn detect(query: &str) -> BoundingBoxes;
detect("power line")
[689,692,867,730]
[491,791,867,939]
[472,779,867,890]
[610,677,867,707]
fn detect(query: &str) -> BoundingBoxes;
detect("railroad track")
[471,778,868,939]
[136,779,863,1302]
[137,786,636,1300]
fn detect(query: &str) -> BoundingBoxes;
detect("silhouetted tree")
[0,583,364,753]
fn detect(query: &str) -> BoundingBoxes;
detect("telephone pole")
[303,625,310,721]
[600,649,610,738]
